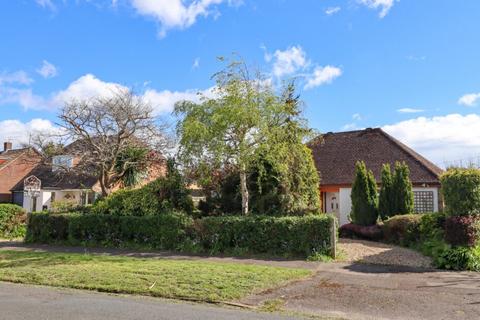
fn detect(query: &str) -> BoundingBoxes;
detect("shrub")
[382,214,422,245]
[437,246,480,271]
[194,214,334,256]
[92,160,194,216]
[26,212,336,257]
[0,204,27,239]
[444,215,480,247]
[441,168,480,216]
[391,161,414,215]
[350,161,378,226]
[378,163,395,220]
[339,223,383,241]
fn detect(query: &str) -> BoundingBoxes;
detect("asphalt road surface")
[0,282,304,320]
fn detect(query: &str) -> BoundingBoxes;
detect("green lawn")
[0,250,310,302]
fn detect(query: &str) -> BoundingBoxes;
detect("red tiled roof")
[309,128,443,186]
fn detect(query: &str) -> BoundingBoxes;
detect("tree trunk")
[99,170,110,197]
[239,165,249,215]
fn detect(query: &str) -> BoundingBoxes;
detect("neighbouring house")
[309,128,443,226]
[0,142,42,205]
[11,140,166,212]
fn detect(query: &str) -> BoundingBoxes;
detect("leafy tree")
[350,161,379,226]
[175,59,320,215]
[392,161,414,215]
[378,163,395,220]
[115,146,149,187]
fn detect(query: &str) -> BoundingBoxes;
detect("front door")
[325,192,340,222]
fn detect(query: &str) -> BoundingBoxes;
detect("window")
[414,191,434,213]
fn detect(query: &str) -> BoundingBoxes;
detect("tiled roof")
[0,148,31,170]
[309,128,443,186]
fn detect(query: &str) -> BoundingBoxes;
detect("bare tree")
[33,87,170,196]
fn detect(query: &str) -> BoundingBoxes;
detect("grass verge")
[0,250,310,302]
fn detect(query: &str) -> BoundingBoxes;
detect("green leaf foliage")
[114,146,149,187]
[350,161,379,226]
[26,212,336,258]
[378,163,395,220]
[93,159,194,216]
[392,161,414,215]
[0,204,26,239]
[440,168,480,216]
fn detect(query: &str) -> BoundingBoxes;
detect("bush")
[194,214,334,256]
[92,162,194,216]
[0,204,27,239]
[437,246,480,271]
[350,161,378,226]
[445,215,480,247]
[441,168,480,216]
[339,223,383,241]
[26,212,336,257]
[382,214,422,245]
[378,164,394,220]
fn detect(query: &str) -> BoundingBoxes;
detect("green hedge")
[26,212,335,257]
[194,215,334,256]
[0,204,27,239]
[441,168,480,216]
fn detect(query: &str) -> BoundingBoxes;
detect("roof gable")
[309,128,443,186]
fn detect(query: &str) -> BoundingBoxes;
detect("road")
[0,282,304,320]
[242,262,480,320]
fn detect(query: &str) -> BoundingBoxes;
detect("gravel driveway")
[338,238,433,269]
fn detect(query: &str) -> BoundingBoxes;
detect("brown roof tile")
[309,128,443,186]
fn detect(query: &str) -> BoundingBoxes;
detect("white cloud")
[304,65,342,89]
[192,57,200,69]
[0,118,59,147]
[357,0,395,18]
[352,113,362,121]
[458,93,480,107]
[128,0,230,37]
[143,86,215,115]
[397,108,424,113]
[0,71,33,85]
[325,6,341,15]
[382,114,480,167]
[36,60,58,79]
[270,46,308,78]
[35,0,56,11]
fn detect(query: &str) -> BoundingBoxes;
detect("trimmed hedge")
[382,214,422,245]
[26,212,336,257]
[0,204,27,239]
[445,215,480,247]
[194,215,334,256]
[441,168,480,216]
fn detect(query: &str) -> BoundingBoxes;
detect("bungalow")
[309,128,443,226]
[0,142,41,204]
[11,140,166,212]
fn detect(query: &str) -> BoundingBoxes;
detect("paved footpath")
[0,282,306,320]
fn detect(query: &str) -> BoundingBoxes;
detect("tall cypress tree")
[378,163,394,220]
[350,161,379,226]
[392,161,414,215]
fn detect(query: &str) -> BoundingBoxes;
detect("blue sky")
[1,0,480,167]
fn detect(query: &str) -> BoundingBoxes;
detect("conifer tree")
[392,161,414,215]
[350,161,379,226]
[378,163,394,220]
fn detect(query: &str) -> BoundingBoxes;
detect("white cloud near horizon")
[382,113,480,167]
[36,60,58,79]
[0,118,59,148]
[397,108,424,113]
[458,92,480,107]
[357,0,395,18]
[0,73,213,115]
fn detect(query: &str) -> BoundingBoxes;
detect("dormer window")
[52,155,73,172]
